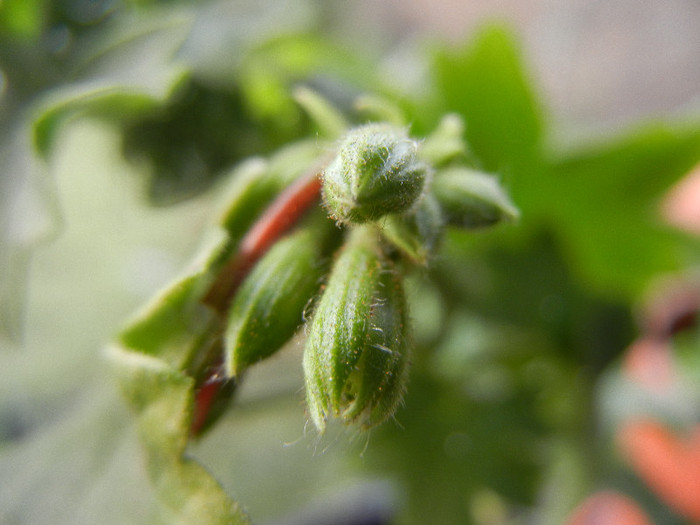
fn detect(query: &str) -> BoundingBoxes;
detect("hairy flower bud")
[225,227,326,377]
[303,227,410,432]
[432,167,519,228]
[322,124,428,224]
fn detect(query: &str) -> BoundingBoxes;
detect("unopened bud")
[303,227,410,432]
[225,227,326,377]
[432,167,518,228]
[322,124,428,224]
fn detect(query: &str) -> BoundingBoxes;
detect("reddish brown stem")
[190,375,221,436]
[192,163,325,436]
[202,169,323,314]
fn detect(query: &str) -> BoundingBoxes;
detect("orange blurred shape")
[622,338,675,391]
[618,419,700,521]
[661,162,700,235]
[565,491,652,525]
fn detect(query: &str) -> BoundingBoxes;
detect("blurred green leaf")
[433,25,543,175]
[109,344,249,524]
[0,0,45,41]
[546,125,700,299]
[0,129,61,341]
[0,118,216,523]
[433,25,700,300]
[32,12,192,156]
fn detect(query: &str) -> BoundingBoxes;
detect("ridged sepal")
[303,227,410,432]
[225,227,326,377]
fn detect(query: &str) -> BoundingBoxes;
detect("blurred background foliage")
[1,0,699,524]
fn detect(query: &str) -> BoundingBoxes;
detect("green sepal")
[303,227,410,432]
[420,113,469,167]
[217,158,275,235]
[341,263,410,428]
[293,86,349,139]
[322,124,429,224]
[378,194,444,264]
[225,225,329,377]
[354,94,407,127]
[432,167,519,228]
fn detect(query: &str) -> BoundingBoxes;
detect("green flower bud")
[322,124,428,224]
[432,167,519,228]
[225,227,326,377]
[303,227,410,432]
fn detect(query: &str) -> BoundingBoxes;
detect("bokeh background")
[1,1,699,524]
[364,0,700,132]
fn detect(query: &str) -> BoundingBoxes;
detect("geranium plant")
[1,1,700,524]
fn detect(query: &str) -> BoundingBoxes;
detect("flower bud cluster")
[115,98,522,525]
[218,111,518,434]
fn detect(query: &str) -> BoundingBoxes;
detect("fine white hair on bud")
[303,226,410,432]
[322,123,429,224]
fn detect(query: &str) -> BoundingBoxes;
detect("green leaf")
[109,346,249,524]
[547,124,700,299]
[434,25,700,300]
[433,25,543,174]
[113,232,248,521]
[0,0,45,41]
[1,118,245,523]
[31,12,192,156]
